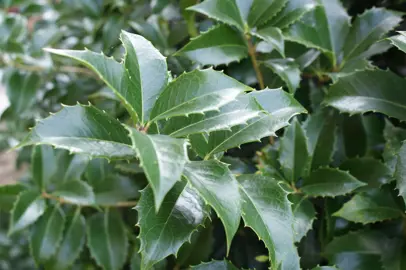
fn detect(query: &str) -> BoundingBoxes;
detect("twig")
[246,34,264,89]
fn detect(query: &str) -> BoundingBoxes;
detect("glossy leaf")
[127,127,188,210]
[137,182,208,270]
[18,104,135,159]
[183,160,241,252]
[248,0,288,27]
[263,58,300,93]
[191,260,239,269]
[266,0,317,29]
[253,26,284,57]
[87,209,128,270]
[238,174,300,270]
[388,31,406,54]
[150,69,251,121]
[9,190,46,235]
[395,143,406,205]
[290,194,316,242]
[32,145,56,190]
[30,205,65,264]
[325,70,406,121]
[51,180,95,205]
[334,189,403,224]
[301,168,366,197]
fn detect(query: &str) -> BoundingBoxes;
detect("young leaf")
[301,168,366,197]
[183,160,241,252]
[87,209,128,270]
[324,70,406,121]
[51,180,95,205]
[252,26,285,57]
[150,69,252,121]
[18,104,135,159]
[137,182,208,270]
[279,118,310,183]
[395,143,406,205]
[176,25,248,66]
[265,0,317,29]
[9,190,46,235]
[290,194,316,242]
[191,260,238,269]
[32,145,56,190]
[343,8,402,62]
[127,127,188,211]
[333,189,403,224]
[262,58,300,93]
[30,205,65,264]
[247,0,288,27]
[121,31,168,123]
[238,174,300,270]
[48,210,86,270]
[388,31,406,54]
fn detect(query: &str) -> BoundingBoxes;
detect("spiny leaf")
[395,143,406,205]
[9,190,46,235]
[0,183,26,212]
[51,180,95,205]
[183,160,241,253]
[191,260,239,269]
[265,0,316,29]
[30,205,65,264]
[290,194,316,242]
[248,0,288,27]
[121,30,168,123]
[18,104,135,159]
[262,58,300,93]
[324,70,406,121]
[137,182,208,270]
[87,209,128,270]
[388,31,406,54]
[238,174,300,270]
[252,26,285,57]
[333,189,403,224]
[301,168,366,197]
[149,69,252,122]
[127,127,188,211]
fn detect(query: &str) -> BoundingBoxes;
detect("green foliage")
[2,0,406,269]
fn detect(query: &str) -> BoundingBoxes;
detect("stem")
[246,34,264,89]
[42,192,138,208]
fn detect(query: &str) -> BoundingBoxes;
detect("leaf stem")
[41,191,138,208]
[246,34,265,89]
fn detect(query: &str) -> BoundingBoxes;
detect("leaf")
[0,183,26,212]
[324,70,406,121]
[9,190,46,235]
[312,267,339,270]
[395,143,406,205]
[137,182,208,270]
[248,0,288,27]
[263,58,301,93]
[51,180,95,205]
[176,25,247,66]
[252,26,285,57]
[191,260,239,269]
[238,174,300,270]
[57,152,89,183]
[333,189,403,224]
[188,0,246,31]
[343,8,402,62]
[30,205,65,264]
[18,104,135,159]
[183,160,241,252]
[127,127,188,210]
[301,168,366,197]
[290,194,316,242]
[340,158,392,190]
[384,120,406,173]
[87,209,128,270]
[265,0,317,29]
[45,48,140,122]
[279,118,310,183]
[388,31,406,53]
[49,210,86,270]
[32,145,56,190]
[121,31,168,123]
[150,69,251,121]
[304,111,337,170]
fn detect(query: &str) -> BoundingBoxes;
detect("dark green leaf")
[191,260,238,269]
[248,0,288,27]
[388,31,406,54]
[290,194,316,242]
[395,143,406,205]
[263,58,300,93]
[266,0,316,29]
[52,180,95,205]
[0,183,26,212]
[32,146,56,190]
[253,26,285,57]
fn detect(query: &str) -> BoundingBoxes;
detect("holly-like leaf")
[252,26,285,57]
[191,260,238,269]
[32,146,56,190]
[263,58,300,93]
[18,104,135,159]
[183,160,241,252]
[388,31,406,54]
[304,111,337,170]
[395,143,406,205]
[340,158,392,190]
[301,168,366,197]
[30,205,65,264]
[121,31,168,123]
[0,183,26,211]
[150,69,251,121]
[238,174,300,270]
[265,0,316,29]
[343,8,402,62]
[52,180,95,205]
[279,118,310,183]
[334,189,403,224]
[177,25,247,66]
[127,127,188,211]
[247,0,288,27]
[48,210,86,270]
[9,190,46,235]
[324,70,406,121]
[290,194,316,242]
[87,209,128,270]
[137,182,208,270]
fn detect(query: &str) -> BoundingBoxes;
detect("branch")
[246,34,265,89]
